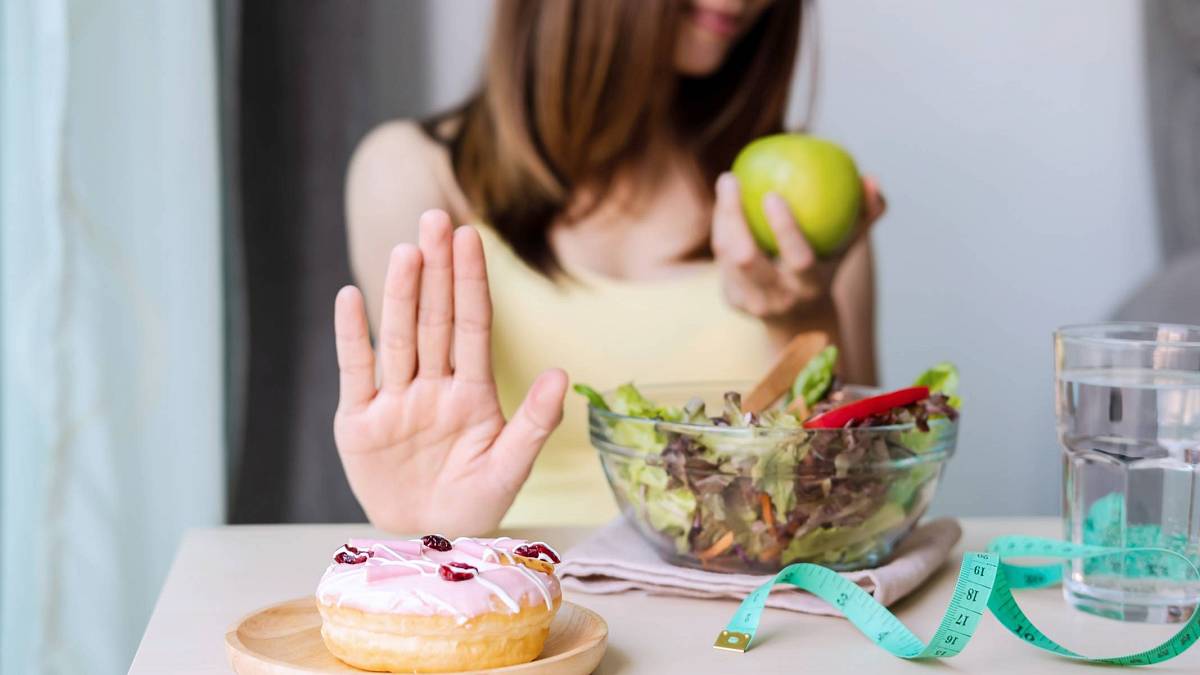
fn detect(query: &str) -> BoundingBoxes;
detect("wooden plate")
[225,598,608,674]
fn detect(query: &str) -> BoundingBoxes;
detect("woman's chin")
[674,54,727,77]
[673,40,730,77]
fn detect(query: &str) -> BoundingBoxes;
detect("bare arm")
[345,120,453,332]
[831,238,878,386]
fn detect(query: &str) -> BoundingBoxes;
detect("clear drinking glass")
[1057,323,1200,623]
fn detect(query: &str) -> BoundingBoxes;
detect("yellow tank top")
[477,225,775,527]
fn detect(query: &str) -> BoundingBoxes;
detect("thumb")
[712,172,759,266]
[489,368,568,488]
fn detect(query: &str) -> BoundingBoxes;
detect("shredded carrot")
[760,493,775,528]
[697,531,735,561]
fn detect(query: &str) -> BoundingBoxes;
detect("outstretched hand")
[332,210,567,535]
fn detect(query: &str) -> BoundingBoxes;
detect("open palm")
[333,210,567,535]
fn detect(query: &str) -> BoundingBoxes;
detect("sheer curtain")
[1,1,223,673]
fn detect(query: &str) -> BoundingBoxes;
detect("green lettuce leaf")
[886,462,938,509]
[751,446,802,520]
[572,383,610,411]
[757,409,803,428]
[789,345,839,407]
[574,381,677,456]
[619,459,695,553]
[680,396,709,424]
[913,362,961,409]
[610,419,664,455]
[646,487,697,554]
[611,382,681,421]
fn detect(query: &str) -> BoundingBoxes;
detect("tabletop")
[130,517,1199,674]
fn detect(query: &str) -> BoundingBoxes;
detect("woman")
[334,0,886,534]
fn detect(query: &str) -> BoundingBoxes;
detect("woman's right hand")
[332,210,568,535]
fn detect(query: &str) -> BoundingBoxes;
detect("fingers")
[490,369,567,486]
[712,173,775,286]
[416,210,455,377]
[334,285,378,411]
[861,175,887,225]
[711,173,758,264]
[377,244,422,389]
[763,192,815,274]
[844,175,886,251]
[859,174,888,222]
[452,226,493,383]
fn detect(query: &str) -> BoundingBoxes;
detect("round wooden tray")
[225,598,607,674]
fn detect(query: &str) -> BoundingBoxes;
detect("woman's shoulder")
[345,119,473,240]
[353,118,457,169]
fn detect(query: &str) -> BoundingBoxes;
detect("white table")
[130,517,1199,673]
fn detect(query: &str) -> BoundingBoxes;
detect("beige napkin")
[560,518,961,616]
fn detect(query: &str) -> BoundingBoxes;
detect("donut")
[315,535,563,672]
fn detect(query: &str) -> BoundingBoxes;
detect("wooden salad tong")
[742,329,832,417]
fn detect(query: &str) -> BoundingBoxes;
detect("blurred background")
[2,0,1199,672]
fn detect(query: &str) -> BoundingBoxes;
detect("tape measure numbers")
[714,536,1200,665]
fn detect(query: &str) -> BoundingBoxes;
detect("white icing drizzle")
[411,589,467,622]
[375,559,437,572]
[468,573,521,613]
[375,543,406,560]
[505,563,554,609]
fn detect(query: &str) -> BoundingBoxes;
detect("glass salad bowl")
[587,382,958,574]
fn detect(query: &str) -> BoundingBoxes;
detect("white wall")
[812,0,1158,516]
[421,0,1161,516]
[424,0,492,110]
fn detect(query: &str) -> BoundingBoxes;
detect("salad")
[578,347,961,572]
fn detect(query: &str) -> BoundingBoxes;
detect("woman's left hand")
[711,172,886,320]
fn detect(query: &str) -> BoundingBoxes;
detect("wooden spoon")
[742,329,831,414]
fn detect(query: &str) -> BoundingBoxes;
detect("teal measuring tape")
[714,536,1200,665]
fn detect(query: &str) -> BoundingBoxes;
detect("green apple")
[731,133,863,258]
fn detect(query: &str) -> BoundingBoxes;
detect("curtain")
[221,0,427,524]
[0,1,223,673]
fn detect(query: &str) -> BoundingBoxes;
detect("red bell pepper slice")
[802,386,930,429]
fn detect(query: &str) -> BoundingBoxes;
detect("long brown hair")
[424,0,806,273]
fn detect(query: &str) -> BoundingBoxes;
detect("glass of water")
[1057,323,1200,623]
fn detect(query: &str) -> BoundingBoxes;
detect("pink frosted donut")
[316,536,562,672]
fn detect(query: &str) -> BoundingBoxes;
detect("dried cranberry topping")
[513,542,560,564]
[333,544,371,565]
[421,534,452,552]
[438,562,477,581]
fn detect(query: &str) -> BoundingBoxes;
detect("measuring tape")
[714,536,1200,665]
